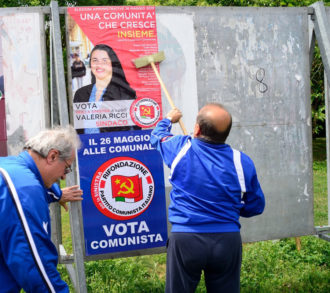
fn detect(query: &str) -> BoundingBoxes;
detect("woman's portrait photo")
[73,44,140,134]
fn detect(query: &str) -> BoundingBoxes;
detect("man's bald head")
[195,103,232,143]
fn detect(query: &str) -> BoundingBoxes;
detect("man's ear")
[193,123,201,138]
[47,149,58,163]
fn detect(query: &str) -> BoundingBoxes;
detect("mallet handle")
[150,62,188,135]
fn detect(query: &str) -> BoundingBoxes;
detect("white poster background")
[1,13,46,155]
[157,14,198,135]
[74,100,134,129]
[157,14,199,187]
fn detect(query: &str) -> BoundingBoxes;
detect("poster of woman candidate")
[67,6,163,133]
[67,6,167,257]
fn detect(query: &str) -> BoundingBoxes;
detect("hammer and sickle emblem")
[142,107,151,115]
[118,178,134,195]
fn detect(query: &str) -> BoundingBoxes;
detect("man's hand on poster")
[59,185,83,211]
[166,108,182,124]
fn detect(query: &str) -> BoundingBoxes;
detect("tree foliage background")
[0,0,329,136]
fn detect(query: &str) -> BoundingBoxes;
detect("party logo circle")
[91,157,154,220]
[130,97,161,128]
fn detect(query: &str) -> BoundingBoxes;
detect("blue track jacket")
[150,118,265,233]
[0,151,68,293]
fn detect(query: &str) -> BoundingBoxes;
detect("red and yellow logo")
[111,175,143,202]
[139,105,155,119]
[130,97,161,128]
[91,157,154,220]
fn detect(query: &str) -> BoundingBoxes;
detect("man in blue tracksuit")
[0,126,82,292]
[150,103,265,293]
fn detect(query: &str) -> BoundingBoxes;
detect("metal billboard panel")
[0,11,48,155]
[157,7,314,242]
[61,7,314,261]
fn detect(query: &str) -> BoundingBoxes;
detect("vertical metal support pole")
[49,21,63,253]
[50,1,87,292]
[326,73,330,226]
[40,11,50,129]
[312,1,330,88]
[50,23,60,127]
[50,1,68,126]
[312,1,330,227]
[49,205,62,251]
[305,10,316,249]
[309,14,316,71]
[50,23,55,126]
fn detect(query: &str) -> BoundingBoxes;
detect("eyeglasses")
[91,58,111,65]
[63,159,72,175]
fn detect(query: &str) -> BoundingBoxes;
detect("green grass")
[58,138,330,292]
[313,137,328,227]
[313,137,327,162]
[241,237,330,293]
[314,160,328,226]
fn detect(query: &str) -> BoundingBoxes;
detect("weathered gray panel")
[157,7,313,242]
[0,11,48,155]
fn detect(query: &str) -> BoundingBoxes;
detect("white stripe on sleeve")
[232,149,246,196]
[0,168,56,293]
[169,140,192,179]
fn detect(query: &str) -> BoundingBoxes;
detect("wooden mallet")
[133,51,188,135]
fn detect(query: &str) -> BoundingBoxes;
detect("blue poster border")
[77,130,168,256]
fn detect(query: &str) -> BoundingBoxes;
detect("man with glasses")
[0,125,81,292]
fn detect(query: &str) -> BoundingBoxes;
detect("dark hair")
[197,103,232,143]
[89,44,135,97]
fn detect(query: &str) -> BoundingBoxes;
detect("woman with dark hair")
[74,44,139,133]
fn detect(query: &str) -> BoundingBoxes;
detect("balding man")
[0,125,82,292]
[151,103,265,293]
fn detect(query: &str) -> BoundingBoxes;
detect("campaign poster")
[78,130,167,255]
[67,6,162,131]
[67,6,167,256]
